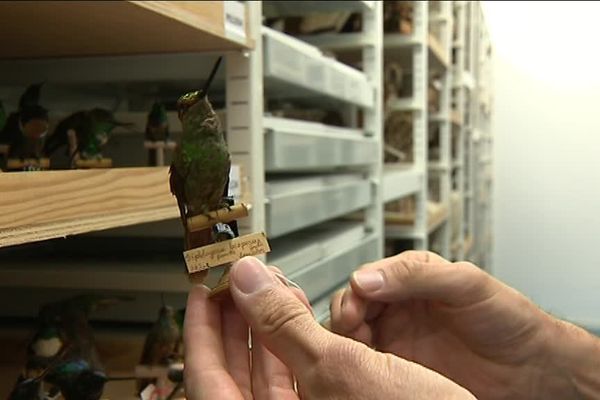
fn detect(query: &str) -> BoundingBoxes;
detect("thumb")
[229,257,330,374]
[351,257,498,307]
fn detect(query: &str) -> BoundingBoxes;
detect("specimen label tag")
[184,232,270,273]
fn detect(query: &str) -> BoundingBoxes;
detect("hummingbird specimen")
[137,305,181,393]
[146,101,170,166]
[43,108,131,167]
[169,56,234,255]
[0,83,49,165]
[43,357,136,400]
[26,295,131,381]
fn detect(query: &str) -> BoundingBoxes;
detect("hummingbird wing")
[169,164,213,252]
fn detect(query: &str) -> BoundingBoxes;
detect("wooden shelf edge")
[0,1,252,60]
[0,167,178,248]
[1,206,179,248]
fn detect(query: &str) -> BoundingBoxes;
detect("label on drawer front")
[184,232,271,273]
[224,1,246,42]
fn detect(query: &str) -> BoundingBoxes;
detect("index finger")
[184,285,245,400]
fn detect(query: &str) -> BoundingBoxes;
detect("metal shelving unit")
[450,0,493,267]
[0,1,491,320]
[261,1,383,323]
[382,1,453,258]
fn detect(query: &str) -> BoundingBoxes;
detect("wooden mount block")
[209,268,231,299]
[6,158,50,170]
[75,158,112,169]
[187,203,250,232]
[0,144,9,155]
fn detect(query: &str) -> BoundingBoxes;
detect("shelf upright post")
[453,0,466,261]
[362,1,384,259]
[412,0,429,250]
[226,1,265,238]
[437,0,453,258]
[464,0,477,263]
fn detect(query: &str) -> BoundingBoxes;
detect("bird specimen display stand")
[6,157,50,171]
[144,140,176,166]
[182,202,271,298]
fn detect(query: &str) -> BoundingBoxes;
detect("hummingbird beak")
[200,56,223,98]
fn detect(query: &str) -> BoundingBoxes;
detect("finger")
[230,257,333,376]
[184,286,244,400]
[329,289,344,333]
[251,340,297,400]
[330,288,367,335]
[221,298,252,400]
[350,259,498,307]
[269,265,313,314]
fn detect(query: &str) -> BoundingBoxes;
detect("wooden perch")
[75,158,112,168]
[6,158,50,170]
[187,203,250,232]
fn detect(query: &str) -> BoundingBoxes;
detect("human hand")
[184,256,475,400]
[330,251,600,399]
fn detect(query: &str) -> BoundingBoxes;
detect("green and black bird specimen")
[146,101,170,165]
[43,357,136,400]
[43,108,131,167]
[0,83,49,163]
[137,305,181,393]
[146,101,170,142]
[169,56,233,253]
[23,294,131,399]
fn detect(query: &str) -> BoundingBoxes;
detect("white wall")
[484,1,600,329]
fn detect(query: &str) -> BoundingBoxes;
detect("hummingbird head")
[159,305,175,319]
[149,101,167,122]
[176,91,215,122]
[176,91,201,120]
[177,56,223,121]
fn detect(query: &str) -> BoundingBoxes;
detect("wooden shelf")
[0,1,252,59]
[0,167,178,248]
[428,34,449,70]
[385,201,449,236]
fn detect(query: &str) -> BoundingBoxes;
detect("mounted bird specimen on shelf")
[43,108,132,169]
[146,102,170,143]
[0,82,50,171]
[137,305,182,397]
[169,56,269,295]
[21,294,132,399]
[145,101,175,166]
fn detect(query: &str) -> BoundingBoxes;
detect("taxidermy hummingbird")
[43,358,135,400]
[137,305,181,393]
[146,101,170,166]
[43,108,131,166]
[146,101,170,142]
[27,294,131,377]
[0,83,49,162]
[169,56,232,253]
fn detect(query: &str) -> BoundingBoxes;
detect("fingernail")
[232,257,274,294]
[352,270,384,292]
